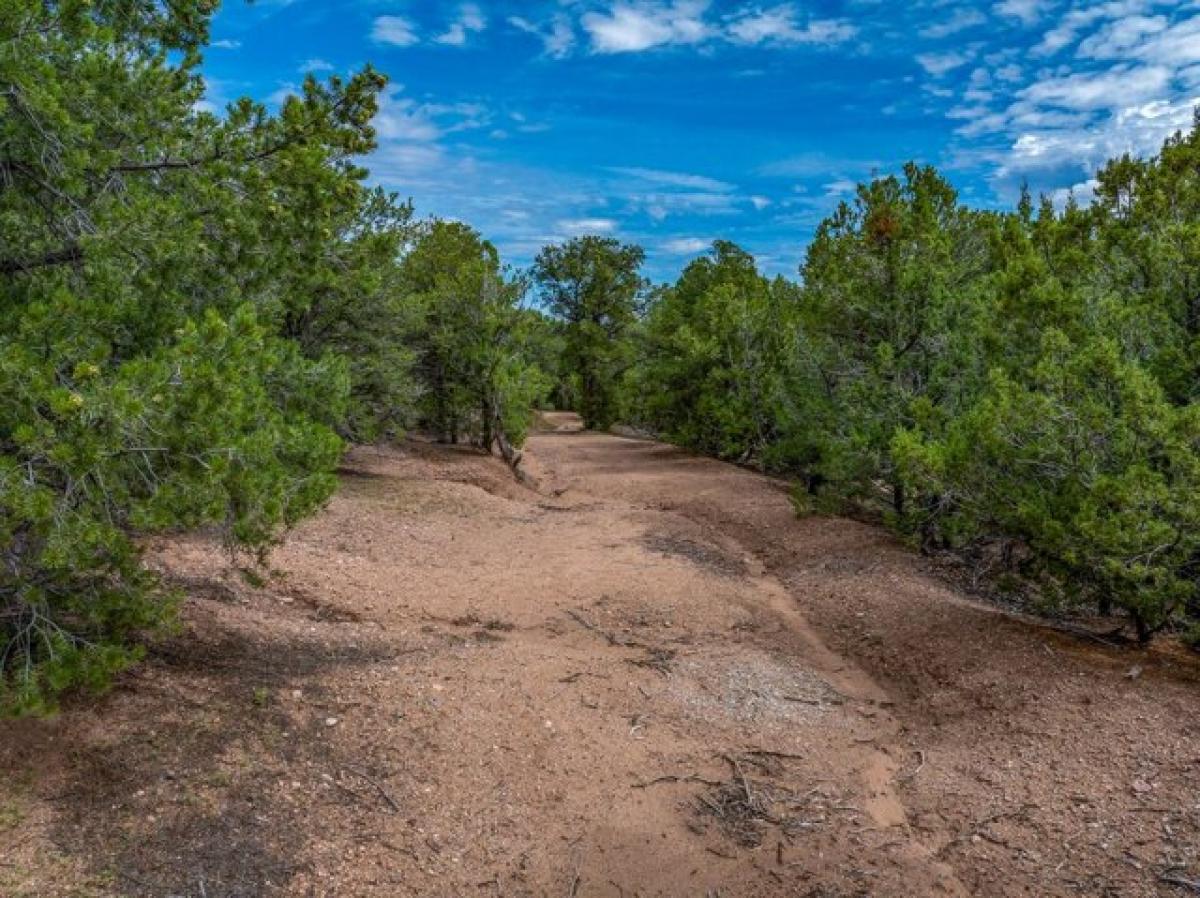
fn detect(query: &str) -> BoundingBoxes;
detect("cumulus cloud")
[916,50,974,76]
[929,3,1200,200]
[662,237,710,254]
[582,1,712,53]
[299,58,334,72]
[1000,96,1199,179]
[372,15,419,48]
[436,4,487,47]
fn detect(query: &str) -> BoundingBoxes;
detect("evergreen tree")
[799,164,991,518]
[402,221,548,450]
[533,237,645,430]
[0,0,390,711]
[627,241,795,463]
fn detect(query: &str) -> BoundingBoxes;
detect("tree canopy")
[621,118,1200,647]
[533,237,645,430]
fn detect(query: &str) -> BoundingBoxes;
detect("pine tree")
[0,0,390,712]
[533,237,645,430]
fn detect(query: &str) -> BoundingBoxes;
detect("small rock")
[1125,666,1143,681]
[1131,779,1153,794]
[325,717,339,728]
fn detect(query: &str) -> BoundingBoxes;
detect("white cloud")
[998,95,1198,180]
[521,0,855,57]
[510,14,577,58]
[727,4,857,46]
[582,1,712,53]
[750,195,772,210]
[995,63,1023,82]
[916,50,973,76]
[1077,14,1167,57]
[211,39,241,50]
[1034,0,1150,56]
[757,151,881,178]
[919,8,988,39]
[1047,178,1100,208]
[993,0,1051,25]
[558,217,619,234]
[823,178,857,196]
[267,82,301,106]
[610,166,735,191]
[372,87,491,144]
[371,142,450,184]
[299,58,334,72]
[629,190,743,217]
[1079,13,1200,67]
[436,4,487,47]
[662,237,710,254]
[1016,65,1171,111]
[372,15,419,47]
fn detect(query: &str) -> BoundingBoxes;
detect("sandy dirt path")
[2,413,1198,897]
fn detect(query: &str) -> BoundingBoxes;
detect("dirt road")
[2,413,1198,897]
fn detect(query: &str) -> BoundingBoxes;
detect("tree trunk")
[1132,610,1152,645]
[481,396,495,452]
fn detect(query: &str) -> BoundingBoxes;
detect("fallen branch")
[340,766,400,813]
[632,773,723,789]
[564,609,642,648]
[744,748,806,761]
[1161,874,1200,893]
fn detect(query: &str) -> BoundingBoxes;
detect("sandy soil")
[2,412,1198,897]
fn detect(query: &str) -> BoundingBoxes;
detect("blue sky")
[202,0,1200,280]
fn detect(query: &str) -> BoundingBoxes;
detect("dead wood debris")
[631,772,724,789]
[626,647,676,675]
[693,752,828,847]
[564,609,676,674]
[1160,872,1200,893]
[337,766,400,813]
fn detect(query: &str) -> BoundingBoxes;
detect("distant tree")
[627,241,791,461]
[402,221,548,451]
[270,186,419,442]
[533,237,645,430]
